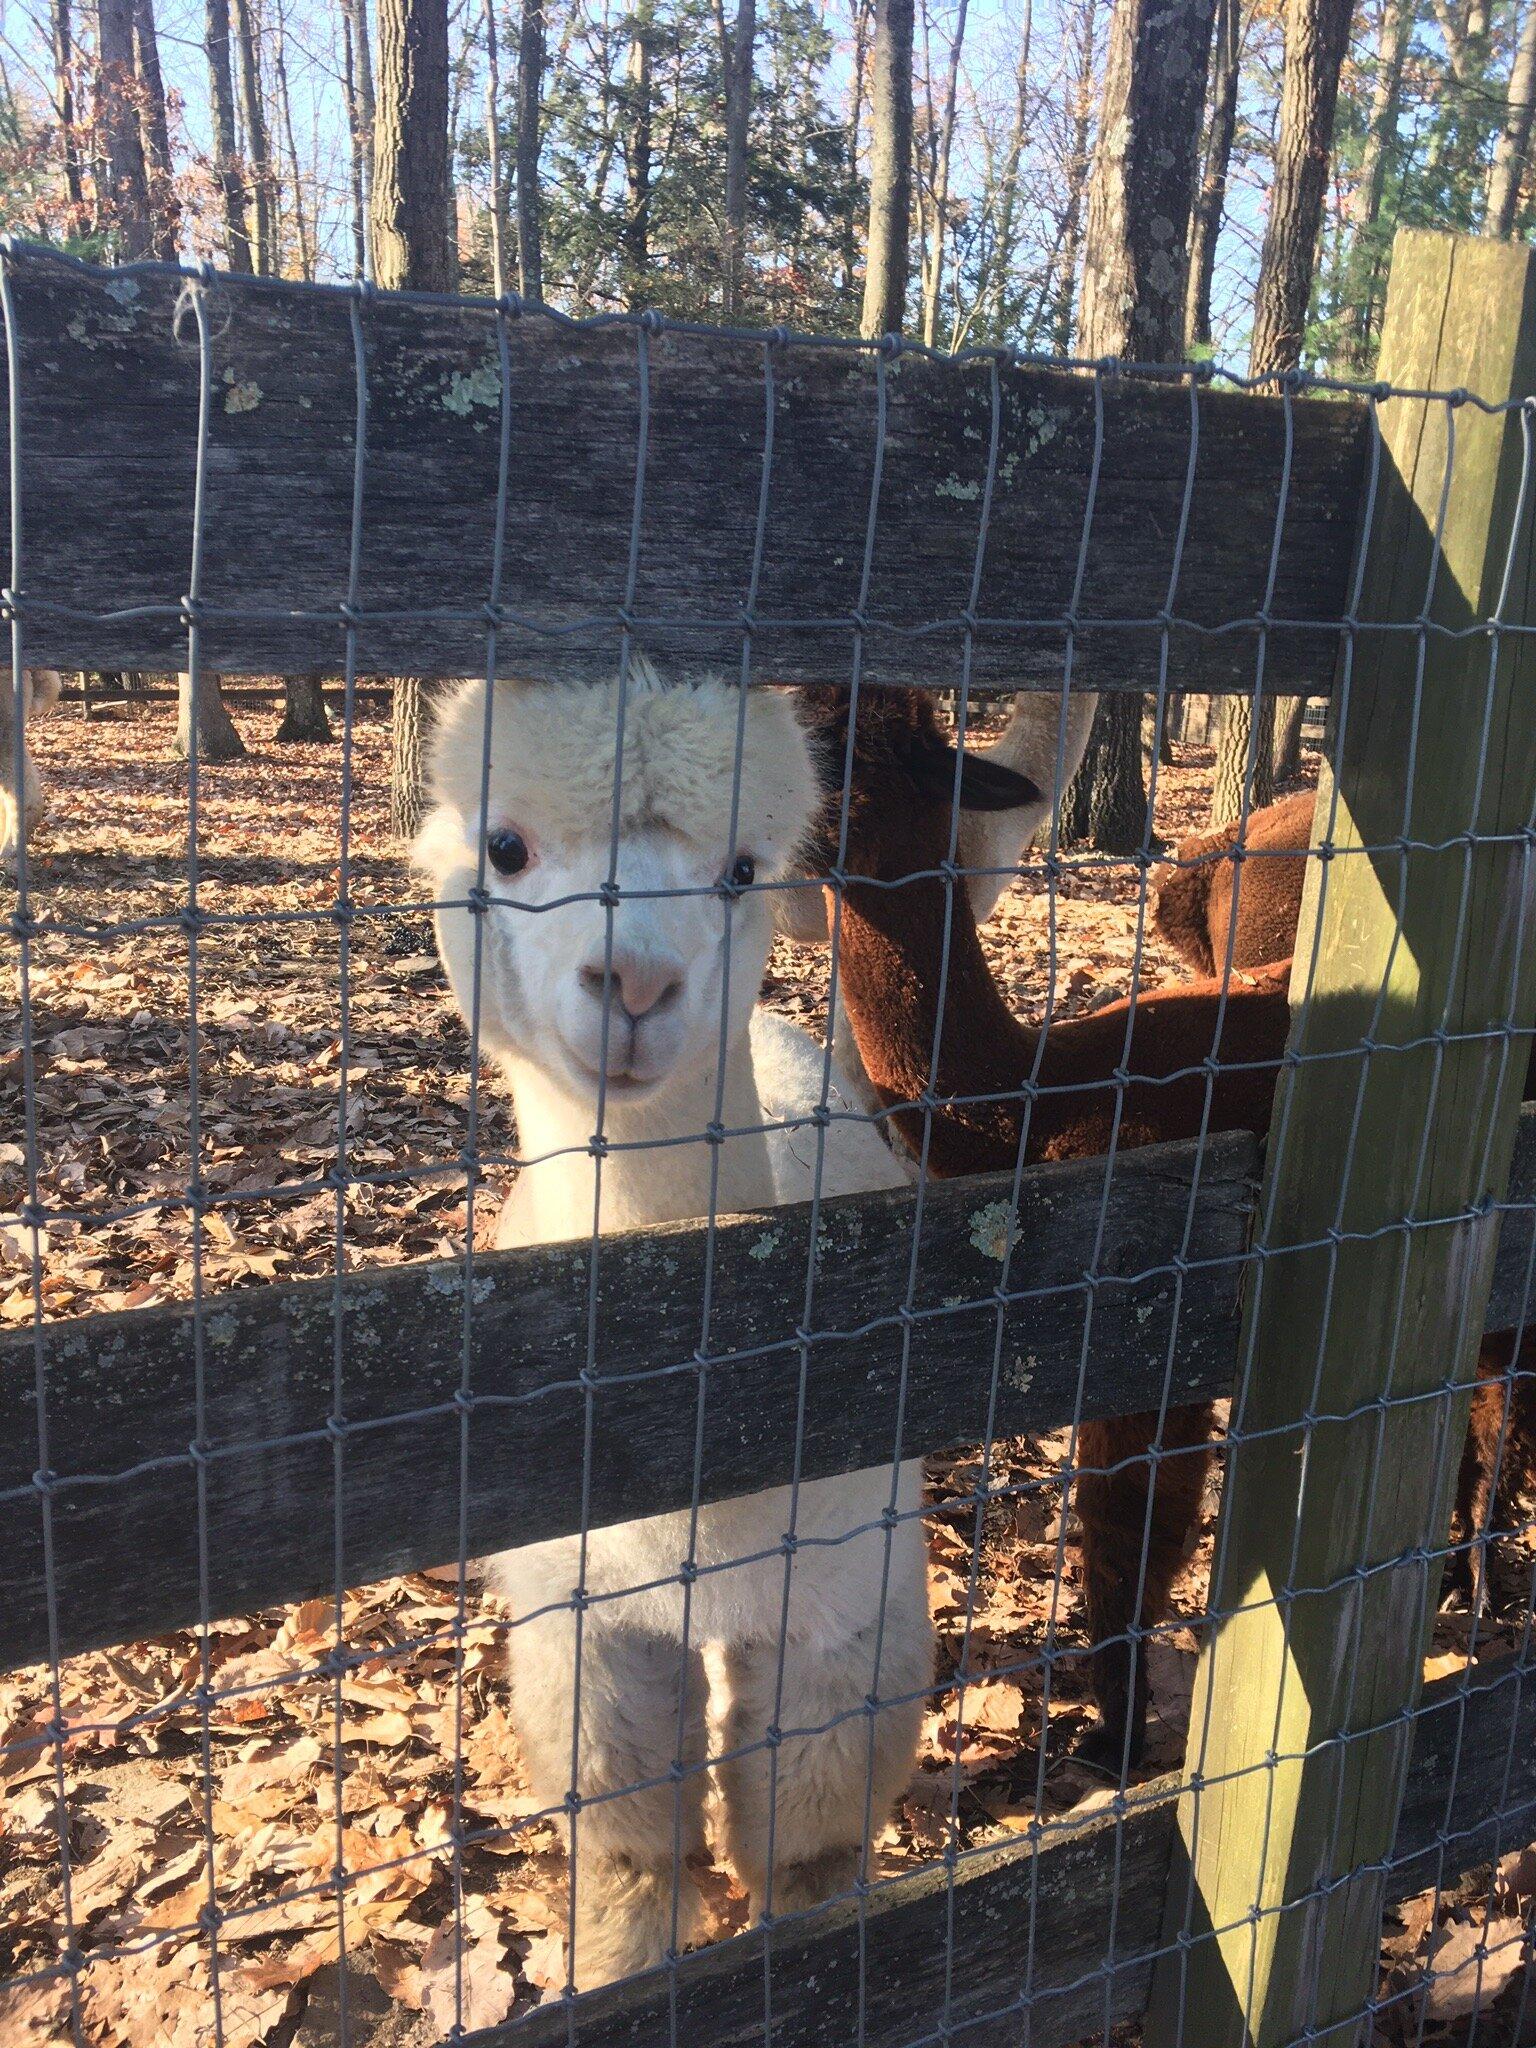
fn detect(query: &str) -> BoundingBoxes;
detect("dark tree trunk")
[722,0,756,315]
[860,0,914,337]
[205,0,252,273]
[515,0,545,298]
[1079,0,1219,363]
[131,0,179,258]
[1066,0,1217,850]
[841,0,873,302]
[50,0,86,225]
[1341,0,1408,369]
[1272,694,1308,782]
[371,0,456,293]
[1248,0,1353,377]
[231,0,274,271]
[620,6,654,308]
[484,0,508,295]
[390,680,447,837]
[341,2,368,276]
[275,674,333,742]
[177,671,247,762]
[1186,0,1244,350]
[97,0,154,258]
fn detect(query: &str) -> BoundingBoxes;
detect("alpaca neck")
[498,1040,774,1245]
[835,871,1037,1177]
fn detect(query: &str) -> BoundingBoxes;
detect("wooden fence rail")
[4,1110,1533,1674]
[0,244,1365,691]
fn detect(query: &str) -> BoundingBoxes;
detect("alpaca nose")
[579,952,685,1021]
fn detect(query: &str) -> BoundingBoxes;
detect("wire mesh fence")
[1,227,1534,2048]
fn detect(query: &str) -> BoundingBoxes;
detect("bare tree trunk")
[177,671,246,762]
[231,0,274,271]
[97,0,154,258]
[205,0,252,272]
[842,0,874,302]
[722,0,756,315]
[919,0,969,347]
[861,0,914,336]
[1340,0,1409,368]
[980,0,1034,332]
[620,6,653,308]
[1065,0,1217,853]
[1272,693,1308,782]
[372,0,455,291]
[130,0,178,257]
[483,0,508,293]
[1487,0,1536,235]
[1248,0,1353,377]
[515,0,545,297]
[1048,0,1097,353]
[389,680,448,835]
[50,0,86,225]
[276,674,333,742]
[341,3,368,275]
[273,0,312,278]
[1186,0,1244,349]
[1210,694,1276,823]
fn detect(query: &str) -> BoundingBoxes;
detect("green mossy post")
[1148,227,1536,2048]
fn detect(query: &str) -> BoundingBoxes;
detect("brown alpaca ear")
[910,743,1043,812]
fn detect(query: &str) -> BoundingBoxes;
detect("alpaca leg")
[507,1605,708,1990]
[716,1550,931,1925]
[1074,1402,1213,1771]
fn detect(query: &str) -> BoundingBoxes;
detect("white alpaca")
[1,669,63,867]
[416,665,931,1991]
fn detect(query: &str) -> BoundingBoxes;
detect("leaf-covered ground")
[2,697,1532,2046]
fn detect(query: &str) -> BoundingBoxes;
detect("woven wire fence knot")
[324,1412,350,1442]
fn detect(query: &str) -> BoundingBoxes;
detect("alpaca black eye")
[729,854,756,889]
[487,829,529,877]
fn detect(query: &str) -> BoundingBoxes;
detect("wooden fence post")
[1147,227,1536,2048]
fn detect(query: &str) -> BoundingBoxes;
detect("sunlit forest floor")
[2,697,1532,2045]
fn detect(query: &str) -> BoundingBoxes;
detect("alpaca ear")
[911,743,1043,812]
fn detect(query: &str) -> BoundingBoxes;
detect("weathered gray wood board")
[491,1654,1535,2048]
[4,1110,1535,1674]
[0,1135,1257,1670]
[0,247,1365,689]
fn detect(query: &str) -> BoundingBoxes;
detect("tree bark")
[341,2,368,276]
[1487,0,1536,236]
[130,0,178,258]
[275,674,333,742]
[620,5,654,308]
[918,0,969,347]
[721,0,756,315]
[860,0,914,336]
[483,0,508,294]
[1065,0,1217,851]
[1079,0,1219,363]
[371,0,455,292]
[515,0,545,298]
[205,0,252,273]
[389,680,447,835]
[1248,0,1353,377]
[50,0,86,225]
[231,0,274,271]
[842,0,874,303]
[97,0,154,258]
[1210,694,1276,823]
[1340,0,1409,368]
[1048,0,1098,353]
[177,671,246,762]
[1185,0,1244,350]
[1272,693,1309,782]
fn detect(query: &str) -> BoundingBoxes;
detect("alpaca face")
[416,667,818,1109]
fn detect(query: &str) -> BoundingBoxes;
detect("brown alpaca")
[797,687,1292,1767]
[1154,787,1536,1571]
[1151,788,1315,978]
